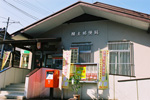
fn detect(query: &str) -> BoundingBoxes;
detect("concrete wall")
[0,67,30,89]
[25,68,62,99]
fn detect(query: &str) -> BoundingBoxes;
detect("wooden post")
[31,45,36,70]
[40,43,43,68]
[11,46,15,67]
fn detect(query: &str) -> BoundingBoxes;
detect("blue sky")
[0,0,150,34]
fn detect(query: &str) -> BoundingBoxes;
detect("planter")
[73,94,80,100]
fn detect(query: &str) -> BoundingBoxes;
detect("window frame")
[71,42,93,63]
[70,47,79,63]
[108,41,134,76]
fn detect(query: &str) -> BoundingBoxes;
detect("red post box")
[45,69,59,88]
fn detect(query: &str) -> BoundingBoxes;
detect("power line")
[0,16,24,28]
[3,0,39,20]
[0,16,8,20]
[3,21,20,27]
[35,0,54,13]
[22,0,49,14]
[13,0,48,16]
[0,3,32,24]
[18,22,24,27]
[0,16,16,22]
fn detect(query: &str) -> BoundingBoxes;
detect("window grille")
[108,41,134,76]
[70,47,79,63]
[71,42,92,63]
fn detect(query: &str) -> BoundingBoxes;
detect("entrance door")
[21,54,29,68]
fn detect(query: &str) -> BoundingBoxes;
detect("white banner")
[62,50,71,89]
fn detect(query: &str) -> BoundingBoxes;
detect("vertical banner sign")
[62,50,71,89]
[1,51,11,70]
[99,50,109,89]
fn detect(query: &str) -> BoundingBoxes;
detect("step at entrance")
[0,83,25,100]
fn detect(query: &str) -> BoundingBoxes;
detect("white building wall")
[38,20,150,99]
[138,80,150,100]
[40,20,150,78]
[107,21,150,78]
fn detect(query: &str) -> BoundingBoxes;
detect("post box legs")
[50,88,54,100]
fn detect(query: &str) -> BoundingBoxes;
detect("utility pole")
[1,17,10,59]
[0,17,20,59]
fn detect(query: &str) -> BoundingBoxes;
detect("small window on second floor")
[71,42,92,63]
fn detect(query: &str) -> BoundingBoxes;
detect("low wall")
[0,67,30,89]
[25,68,62,99]
[25,69,150,100]
[118,77,150,100]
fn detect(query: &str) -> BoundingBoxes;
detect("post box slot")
[46,72,54,79]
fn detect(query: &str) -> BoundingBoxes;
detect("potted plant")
[70,72,81,100]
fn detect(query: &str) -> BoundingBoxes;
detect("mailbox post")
[45,69,59,100]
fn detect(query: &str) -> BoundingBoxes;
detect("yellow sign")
[99,50,109,90]
[70,63,75,76]
[62,50,71,89]
[76,65,86,80]
[1,51,11,70]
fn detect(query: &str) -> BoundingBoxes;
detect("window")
[52,57,62,69]
[70,47,79,63]
[53,59,62,69]
[71,42,92,63]
[108,41,134,76]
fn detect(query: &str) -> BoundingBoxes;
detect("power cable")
[35,0,54,13]
[0,4,32,24]
[0,16,16,22]
[23,0,49,14]
[13,0,47,15]
[3,0,39,20]
[19,0,48,14]
[0,16,8,20]
[18,22,24,27]
[0,16,24,27]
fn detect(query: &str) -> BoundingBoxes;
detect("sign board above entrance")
[71,30,99,36]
